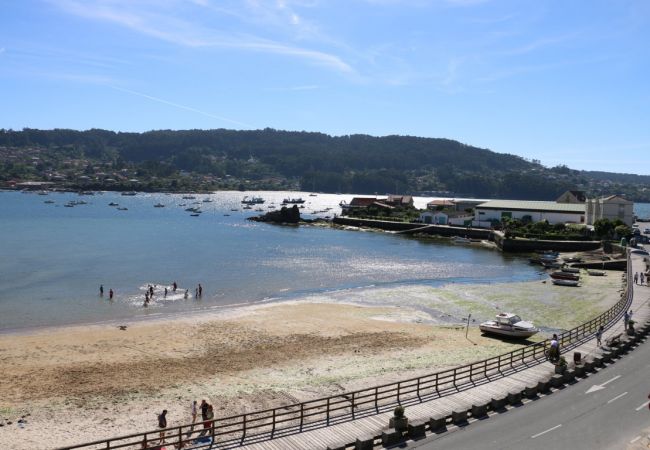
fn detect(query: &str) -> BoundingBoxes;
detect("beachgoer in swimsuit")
[109,289,114,300]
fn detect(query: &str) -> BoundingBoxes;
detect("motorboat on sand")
[479,313,539,338]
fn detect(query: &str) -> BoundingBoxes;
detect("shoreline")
[0,272,624,449]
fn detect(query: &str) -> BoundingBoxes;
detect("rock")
[248,205,301,224]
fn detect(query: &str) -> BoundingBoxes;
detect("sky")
[1,1,649,174]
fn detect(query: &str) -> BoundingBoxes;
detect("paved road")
[408,335,650,450]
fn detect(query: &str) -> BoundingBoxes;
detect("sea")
[3,190,642,333]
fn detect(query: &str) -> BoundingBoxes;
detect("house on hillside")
[585,195,634,227]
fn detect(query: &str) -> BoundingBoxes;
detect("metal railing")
[60,253,632,450]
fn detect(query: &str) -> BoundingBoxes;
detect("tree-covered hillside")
[1,128,647,201]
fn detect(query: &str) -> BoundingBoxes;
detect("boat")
[117,207,128,211]
[563,257,582,263]
[44,200,55,204]
[561,267,580,274]
[64,203,74,208]
[550,271,580,281]
[202,198,213,203]
[154,203,165,208]
[241,196,265,205]
[552,278,580,287]
[309,193,318,196]
[243,205,252,210]
[282,197,305,204]
[479,313,539,339]
[182,195,196,200]
[541,261,562,269]
[108,202,119,206]
[588,269,606,276]
[190,213,200,217]
[121,191,137,196]
[451,236,472,244]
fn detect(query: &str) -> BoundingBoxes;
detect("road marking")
[586,375,621,394]
[635,401,649,411]
[607,392,628,404]
[531,424,562,439]
[630,436,642,444]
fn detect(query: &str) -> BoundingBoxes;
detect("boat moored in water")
[282,197,305,204]
[479,313,539,339]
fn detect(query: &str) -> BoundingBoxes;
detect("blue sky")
[1,1,649,174]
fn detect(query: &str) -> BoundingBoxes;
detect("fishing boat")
[550,271,580,281]
[479,313,539,339]
[552,278,580,287]
[154,203,165,208]
[587,269,606,276]
[282,197,306,204]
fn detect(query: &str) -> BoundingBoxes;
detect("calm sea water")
[4,191,622,332]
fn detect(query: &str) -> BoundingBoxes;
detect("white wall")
[474,208,584,225]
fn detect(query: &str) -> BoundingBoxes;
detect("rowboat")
[552,278,580,287]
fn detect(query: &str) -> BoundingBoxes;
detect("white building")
[419,210,474,226]
[585,195,634,227]
[473,200,585,228]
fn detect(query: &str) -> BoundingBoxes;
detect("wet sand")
[0,272,624,449]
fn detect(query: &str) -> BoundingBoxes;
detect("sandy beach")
[0,272,625,449]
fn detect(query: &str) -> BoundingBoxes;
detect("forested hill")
[0,128,647,201]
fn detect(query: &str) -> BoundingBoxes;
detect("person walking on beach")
[596,325,604,347]
[200,399,208,422]
[173,281,177,292]
[158,409,168,443]
[190,400,198,430]
[164,287,168,298]
[109,288,114,300]
[99,285,104,296]
[198,283,203,298]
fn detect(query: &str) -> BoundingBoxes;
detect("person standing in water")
[109,288,114,300]
[99,285,104,296]
[184,289,189,299]
[173,281,177,292]
[164,287,168,298]
[198,284,203,298]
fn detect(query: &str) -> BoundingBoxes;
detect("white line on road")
[630,435,642,444]
[635,401,649,411]
[602,375,621,386]
[600,375,621,386]
[531,424,562,439]
[607,392,628,404]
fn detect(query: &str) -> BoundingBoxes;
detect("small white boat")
[587,269,606,276]
[451,236,472,244]
[552,278,580,287]
[479,313,539,339]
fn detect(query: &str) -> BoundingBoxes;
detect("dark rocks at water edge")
[248,205,301,224]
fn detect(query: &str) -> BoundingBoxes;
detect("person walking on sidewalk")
[596,325,604,347]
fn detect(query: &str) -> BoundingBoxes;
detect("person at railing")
[199,404,214,437]
[549,334,560,362]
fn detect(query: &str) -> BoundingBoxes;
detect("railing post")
[177,426,182,448]
[272,409,276,437]
[300,403,304,431]
[453,368,458,389]
[397,382,401,403]
[469,364,473,383]
[326,398,330,425]
[416,377,421,399]
[351,392,356,419]
[375,387,379,412]
[242,414,247,443]
[435,373,440,396]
